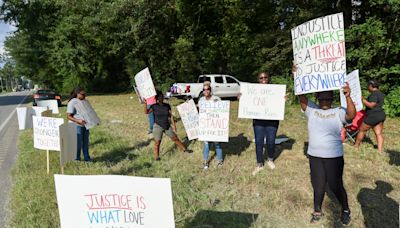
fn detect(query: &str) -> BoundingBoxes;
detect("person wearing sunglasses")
[354,80,386,153]
[298,83,356,225]
[198,83,223,170]
[67,86,91,161]
[250,72,280,175]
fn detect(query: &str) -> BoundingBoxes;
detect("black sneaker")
[184,149,193,154]
[341,210,351,226]
[217,160,223,168]
[310,212,324,223]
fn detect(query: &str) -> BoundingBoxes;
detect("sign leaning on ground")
[177,99,199,140]
[33,116,64,151]
[198,100,230,142]
[134,67,156,99]
[340,69,362,111]
[54,175,175,228]
[238,83,286,120]
[75,100,101,129]
[291,12,346,95]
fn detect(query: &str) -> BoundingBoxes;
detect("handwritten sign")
[37,100,59,114]
[292,12,346,95]
[238,83,286,120]
[54,175,175,228]
[177,99,199,140]
[134,68,156,99]
[198,100,230,142]
[75,100,101,129]
[33,116,64,151]
[340,69,362,111]
[133,85,145,104]
[32,106,48,116]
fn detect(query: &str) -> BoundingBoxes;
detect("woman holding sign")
[67,87,91,161]
[144,91,189,160]
[251,72,280,175]
[298,84,355,225]
[354,80,386,153]
[199,84,224,170]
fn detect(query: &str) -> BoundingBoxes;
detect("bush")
[384,86,400,117]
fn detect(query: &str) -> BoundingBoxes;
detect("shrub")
[384,86,400,117]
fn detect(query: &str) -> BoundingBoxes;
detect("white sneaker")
[252,165,264,176]
[267,160,275,170]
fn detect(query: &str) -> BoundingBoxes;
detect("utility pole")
[0,77,2,92]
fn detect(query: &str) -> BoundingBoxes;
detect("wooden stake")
[61,165,64,175]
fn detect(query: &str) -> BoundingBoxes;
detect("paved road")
[0,91,31,227]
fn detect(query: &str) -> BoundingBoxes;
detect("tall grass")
[8,93,400,227]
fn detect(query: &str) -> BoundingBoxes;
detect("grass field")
[8,93,400,227]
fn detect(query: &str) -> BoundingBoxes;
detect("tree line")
[0,0,399,115]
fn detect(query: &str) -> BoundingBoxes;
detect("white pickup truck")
[169,74,241,100]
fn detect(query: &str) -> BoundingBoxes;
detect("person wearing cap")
[354,80,386,153]
[298,84,356,225]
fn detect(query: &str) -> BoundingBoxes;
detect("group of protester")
[64,69,386,226]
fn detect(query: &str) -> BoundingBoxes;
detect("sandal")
[310,212,324,223]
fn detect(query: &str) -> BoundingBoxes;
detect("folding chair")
[341,110,366,144]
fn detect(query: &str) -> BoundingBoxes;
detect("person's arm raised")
[343,83,356,121]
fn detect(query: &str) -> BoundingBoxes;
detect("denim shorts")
[153,123,176,141]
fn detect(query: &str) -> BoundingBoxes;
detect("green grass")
[8,93,400,227]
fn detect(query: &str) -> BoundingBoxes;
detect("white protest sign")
[134,67,156,99]
[32,106,48,116]
[59,123,77,166]
[75,100,101,129]
[238,83,286,120]
[16,107,32,130]
[54,175,175,228]
[340,69,362,111]
[33,116,64,151]
[177,99,199,140]
[198,100,230,142]
[133,85,145,104]
[37,100,59,114]
[292,12,346,95]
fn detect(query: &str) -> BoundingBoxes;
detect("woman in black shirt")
[354,80,386,153]
[144,91,188,160]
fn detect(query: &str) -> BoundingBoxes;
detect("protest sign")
[54,175,175,228]
[32,106,48,116]
[238,83,286,120]
[340,69,363,111]
[198,100,230,142]
[16,107,32,130]
[133,85,145,104]
[33,116,64,151]
[37,100,59,114]
[59,123,77,166]
[75,100,101,129]
[177,99,199,140]
[134,67,156,99]
[291,12,346,95]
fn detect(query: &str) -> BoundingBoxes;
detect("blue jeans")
[147,105,155,133]
[253,121,279,164]
[203,142,223,161]
[76,125,90,161]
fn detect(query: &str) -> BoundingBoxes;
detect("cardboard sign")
[32,106,48,116]
[33,116,64,151]
[54,175,175,228]
[340,69,362,111]
[16,107,33,130]
[177,99,199,140]
[59,123,77,166]
[238,83,286,120]
[134,68,156,99]
[75,100,101,129]
[292,13,346,95]
[133,86,145,104]
[37,100,59,114]
[198,100,230,142]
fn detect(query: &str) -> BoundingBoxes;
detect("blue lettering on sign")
[87,210,121,224]
[295,72,345,94]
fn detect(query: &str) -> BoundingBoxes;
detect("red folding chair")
[341,110,366,144]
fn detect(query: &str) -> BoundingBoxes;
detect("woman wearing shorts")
[354,80,386,153]
[144,91,188,160]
